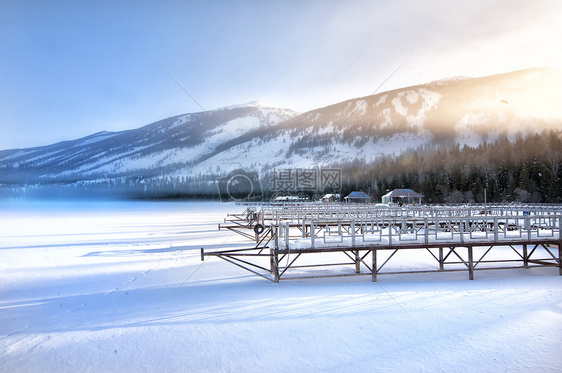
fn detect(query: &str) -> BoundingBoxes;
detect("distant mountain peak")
[215,100,278,111]
[429,75,472,86]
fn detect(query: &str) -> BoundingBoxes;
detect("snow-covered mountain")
[184,67,562,176]
[1,67,561,193]
[0,102,297,184]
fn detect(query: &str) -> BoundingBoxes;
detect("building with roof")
[321,193,341,203]
[381,189,424,205]
[344,191,371,203]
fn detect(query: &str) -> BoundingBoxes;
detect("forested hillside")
[341,130,562,203]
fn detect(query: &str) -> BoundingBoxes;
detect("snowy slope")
[1,201,561,372]
[185,67,562,176]
[0,102,297,183]
[187,87,441,174]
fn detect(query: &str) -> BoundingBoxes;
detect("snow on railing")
[276,214,561,250]
[260,203,562,224]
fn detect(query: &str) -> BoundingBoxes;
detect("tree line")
[1,130,561,203]
[339,130,562,204]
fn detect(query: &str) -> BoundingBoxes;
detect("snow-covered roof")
[273,195,308,201]
[382,189,424,198]
[322,193,341,198]
[345,191,371,200]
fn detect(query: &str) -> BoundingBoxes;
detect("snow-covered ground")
[1,200,561,372]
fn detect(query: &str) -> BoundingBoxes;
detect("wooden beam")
[558,241,562,276]
[205,238,562,283]
[372,249,377,282]
[271,249,279,283]
[468,245,474,280]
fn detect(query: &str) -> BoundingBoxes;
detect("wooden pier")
[202,204,562,282]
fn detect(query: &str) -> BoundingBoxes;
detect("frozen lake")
[1,200,561,372]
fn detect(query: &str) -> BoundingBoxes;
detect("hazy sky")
[1,0,561,149]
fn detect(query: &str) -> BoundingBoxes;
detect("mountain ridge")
[1,67,561,198]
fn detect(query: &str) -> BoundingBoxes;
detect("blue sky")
[1,0,561,149]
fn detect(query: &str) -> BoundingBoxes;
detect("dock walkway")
[203,204,562,282]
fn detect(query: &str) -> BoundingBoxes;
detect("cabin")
[381,189,424,205]
[272,195,309,202]
[321,193,341,203]
[344,191,371,203]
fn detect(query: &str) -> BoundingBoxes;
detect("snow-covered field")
[1,200,561,372]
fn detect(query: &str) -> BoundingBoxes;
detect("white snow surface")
[1,200,561,372]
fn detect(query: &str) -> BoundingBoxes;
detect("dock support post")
[371,248,377,282]
[355,250,360,274]
[271,249,279,283]
[468,245,474,280]
[424,218,429,245]
[559,241,562,276]
[439,247,444,271]
[523,244,528,268]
